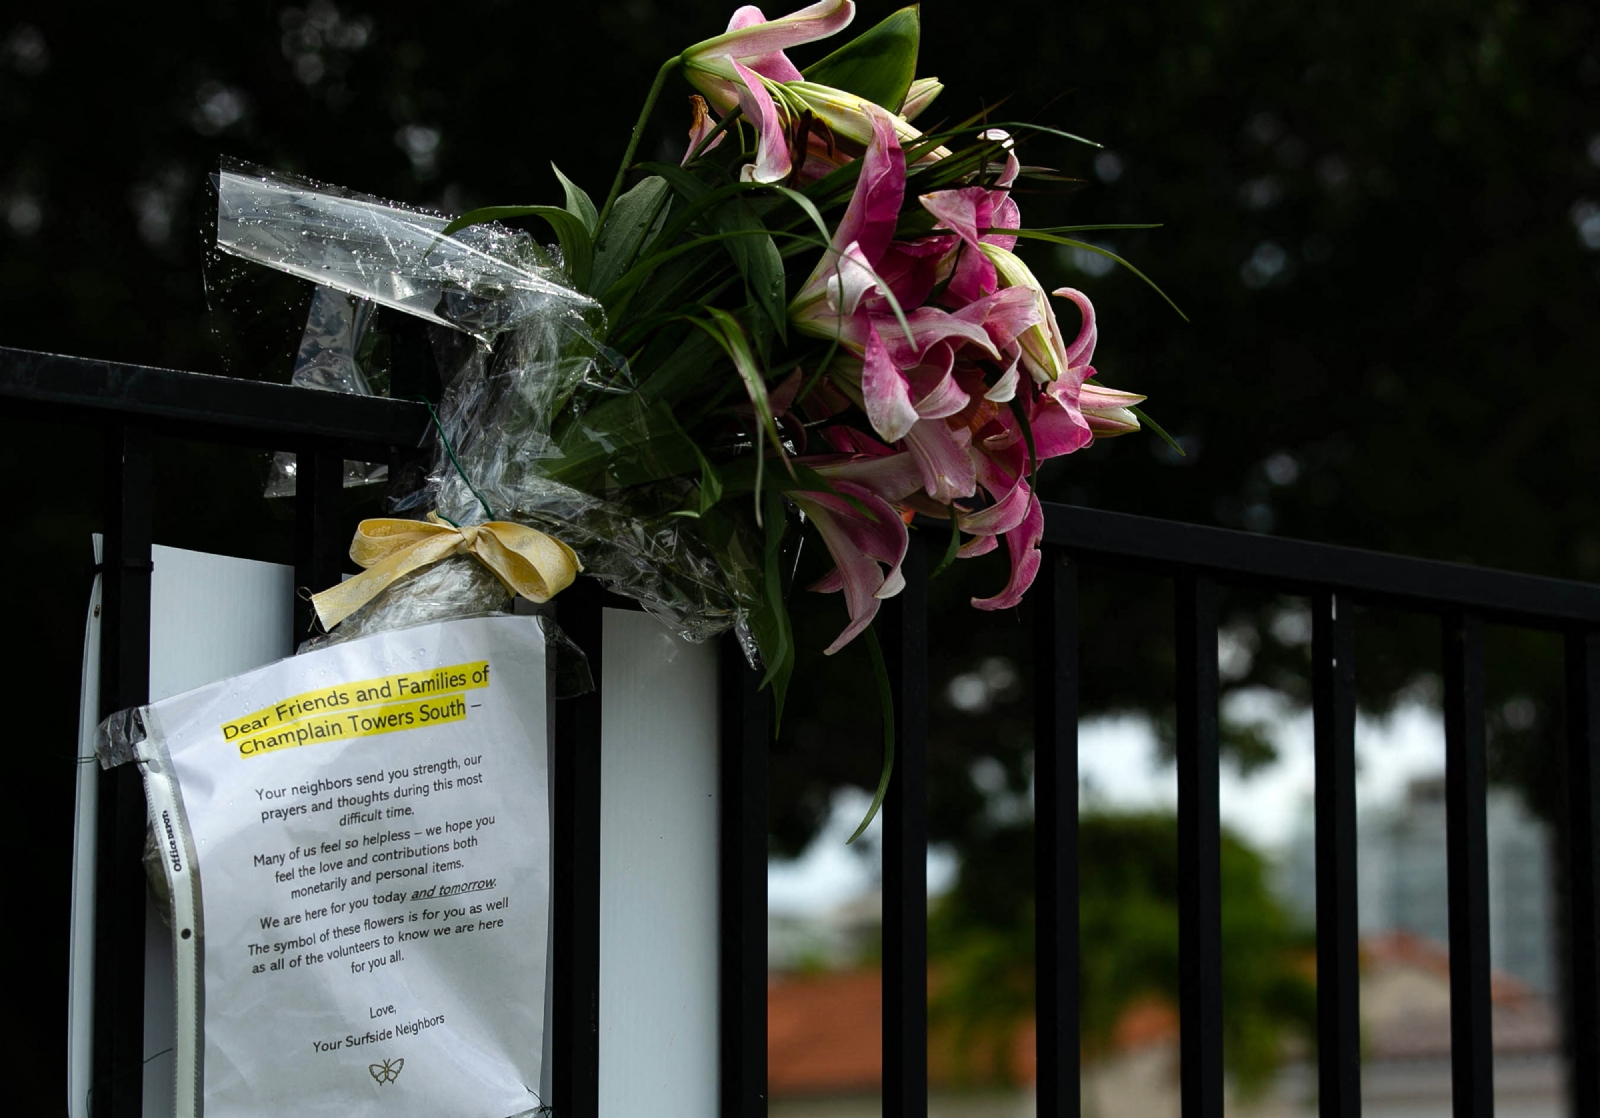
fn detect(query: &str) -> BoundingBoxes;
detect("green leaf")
[695,443,724,515]
[740,487,795,727]
[757,485,795,717]
[686,309,794,519]
[720,198,788,343]
[604,225,822,309]
[772,184,833,247]
[803,6,920,112]
[1007,395,1040,487]
[439,204,593,292]
[929,506,962,580]
[1008,230,1188,321]
[591,175,671,297]
[1129,405,1186,457]
[552,164,599,235]
[847,626,896,844]
[628,164,787,341]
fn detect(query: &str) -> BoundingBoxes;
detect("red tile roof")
[768,970,883,1097]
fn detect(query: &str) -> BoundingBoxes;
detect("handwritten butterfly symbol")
[369,1058,404,1085]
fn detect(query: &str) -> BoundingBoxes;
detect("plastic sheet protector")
[134,615,550,1118]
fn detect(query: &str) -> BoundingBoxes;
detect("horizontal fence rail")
[1038,501,1600,627]
[6,349,1599,1118]
[0,346,431,450]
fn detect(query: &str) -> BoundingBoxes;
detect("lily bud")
[979,243,1070,383]
[782,82,952,168]
[1079,381,1144,437]
[899,77,943,122]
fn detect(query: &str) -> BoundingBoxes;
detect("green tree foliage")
[930,812,1316,1095]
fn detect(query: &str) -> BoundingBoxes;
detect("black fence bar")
[0,347,430,452]
[551,580,605,1118]
[1565,628,1600,1118]
[1175,573,1224,1118]
[883,534,929,1118]
[1034,552,1080,1118]
[1442,611,1493,1118]
[1039,502,1600,628]
[1313,590,1361,1117]
[91,424,154,1118]
[719,639,769,1118]
[293,449,346,643]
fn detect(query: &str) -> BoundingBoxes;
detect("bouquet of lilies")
[438,1,1156,691]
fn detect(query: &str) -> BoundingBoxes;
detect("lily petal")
[792,478,909,654]
[686,1,856,68]
[1030,379,1094,459]
[1052,287,1098,369]
[1078,381,1146,410]
[724,6,806,82]
[971,489,1044,610]
[879,304,1000,367]
[792,108,906,316]
[808,449,925,502]
[907,346,970,420]
[957,472,1033,536]
[984,357,1021,403]
[919,186,994,250]
[905,418,977,502]
[831,108,906,269]
[861,321,919,442]
[683,94,725,164]
[731,60,792,184]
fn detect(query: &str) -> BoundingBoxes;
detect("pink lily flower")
[792,113,1031,450]
[682,1,856,112]
[917,130,1023,302]
[951,420,1046,610]
[790,479,909,654]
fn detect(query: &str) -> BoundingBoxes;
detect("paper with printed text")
[142,616,549,1118]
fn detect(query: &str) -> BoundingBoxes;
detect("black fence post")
[552,580,604,1118]
[719,637,769,1117]
[1034,551,1080,1118]
[883,532,928,1118]
[1175,572,1224,1118]
[92,423,153,1118]
[1442,609,1493,1118]
[1313,589,1361,1117]
[293,447,345,643]
[1565,628,1600,1117]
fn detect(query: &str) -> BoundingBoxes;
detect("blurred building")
[1278,775,1555,992]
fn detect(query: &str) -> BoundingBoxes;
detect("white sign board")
[133,615,550,1118]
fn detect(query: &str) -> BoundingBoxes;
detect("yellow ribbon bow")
[311,512,581,630]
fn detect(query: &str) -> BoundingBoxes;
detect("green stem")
[597,55,682,231]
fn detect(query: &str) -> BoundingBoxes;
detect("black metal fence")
[8,344,1597,1118]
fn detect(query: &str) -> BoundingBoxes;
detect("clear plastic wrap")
[214,161,584,343]
[215,162,761,651]
[264,285,389,497]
